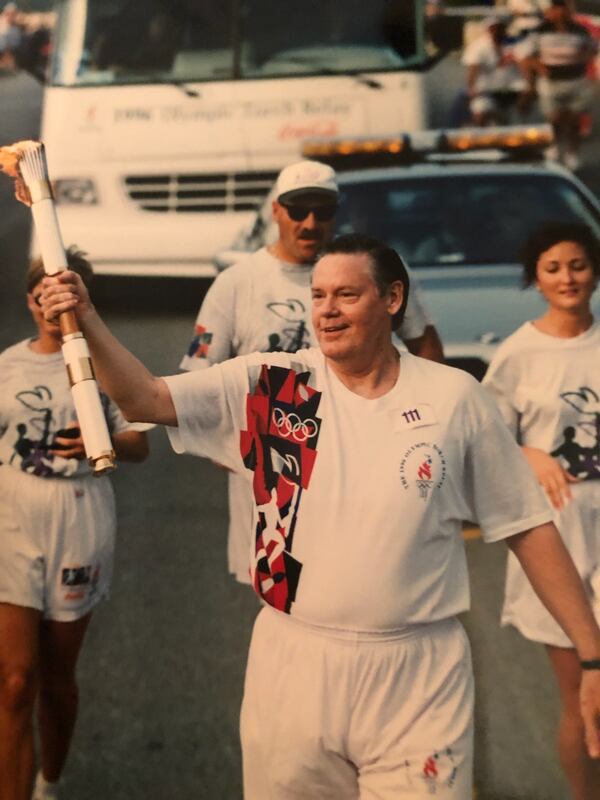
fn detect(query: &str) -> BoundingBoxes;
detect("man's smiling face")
[311,251,403,363]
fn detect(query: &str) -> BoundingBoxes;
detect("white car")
[218,127,600,378]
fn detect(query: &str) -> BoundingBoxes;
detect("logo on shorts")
[62,565,92,587]
[421,748,458,793]
[399,442,446,500]
[62,565,100,602]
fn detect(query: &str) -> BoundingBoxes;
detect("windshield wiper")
[270,55,384,90]
[166,80,200,98]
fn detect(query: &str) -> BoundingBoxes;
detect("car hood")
[412,263,600,358]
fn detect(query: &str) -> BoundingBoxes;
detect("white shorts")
[0,466,116,621]
[502,480,600,648]
[538,75,595,117]
[241,608,474,799]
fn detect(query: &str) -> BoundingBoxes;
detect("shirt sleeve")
[396,266,431,341]
[164,350,303,471]
[462,383,552,543]
[163,358,245,471]
[179,268,239,371]
[461,37,484,67]
[482,349,521,438]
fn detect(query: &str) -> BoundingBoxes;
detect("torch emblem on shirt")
[416,455,434,499]
[400,442,446,500]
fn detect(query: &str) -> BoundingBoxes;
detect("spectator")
[516,0,598,169]
[462,16,529,126]
[0,2,22,70]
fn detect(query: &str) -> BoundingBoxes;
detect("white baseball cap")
[275,160,338,202]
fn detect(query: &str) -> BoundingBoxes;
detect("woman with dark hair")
[0,249,149,800]
[484,221,600,798]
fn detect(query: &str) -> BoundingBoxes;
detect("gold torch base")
[91,451,117,476]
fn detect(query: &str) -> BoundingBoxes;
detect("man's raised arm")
[41,270,177,426]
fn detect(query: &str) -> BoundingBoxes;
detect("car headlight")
[53,179,98,205]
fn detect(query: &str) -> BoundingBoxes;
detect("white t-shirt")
[483,321,600,481]
[165,348,552,631]
[0,340,136,478]
[179,246,433,581]
[461,34,526,93]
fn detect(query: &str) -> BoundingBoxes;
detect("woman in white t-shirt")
[0,250,149,800]
[484,222,600,798]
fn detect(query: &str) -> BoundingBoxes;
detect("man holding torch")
[180,159,444,586]
[39,232,600,798]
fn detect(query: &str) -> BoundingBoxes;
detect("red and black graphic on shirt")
[240,364,322,613]
[186,323,213,360]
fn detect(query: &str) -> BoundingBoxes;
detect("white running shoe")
[31,772,59,800]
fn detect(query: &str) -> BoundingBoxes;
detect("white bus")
[42,0,465,277]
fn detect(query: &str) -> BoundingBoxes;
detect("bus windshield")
[50,0,424,87]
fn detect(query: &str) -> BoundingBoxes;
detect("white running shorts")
[0,466,116,621]
[538,75,595,117]
[502,480,600,648]
[241,608,474,799]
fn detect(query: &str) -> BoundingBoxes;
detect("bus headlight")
[53,179,98,205]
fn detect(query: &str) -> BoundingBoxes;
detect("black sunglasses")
[280,202,337,223]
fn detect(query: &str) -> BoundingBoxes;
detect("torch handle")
[59,309,82,338]
[29,196,116,475]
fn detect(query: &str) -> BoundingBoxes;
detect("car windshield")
[335,173,600,266]
[51,0,423,86]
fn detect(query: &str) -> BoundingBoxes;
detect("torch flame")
[0,139,41,205]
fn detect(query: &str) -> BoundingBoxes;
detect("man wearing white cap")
[179,160,444,585]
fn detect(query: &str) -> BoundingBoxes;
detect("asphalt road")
[1,67,600,799]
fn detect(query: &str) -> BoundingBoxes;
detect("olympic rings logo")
[272,408,318,442]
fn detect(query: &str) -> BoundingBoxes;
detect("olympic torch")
[0,140,116,475]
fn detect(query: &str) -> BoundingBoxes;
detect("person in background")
[461,15,530,126]
[0,2,22,70]
[179,160,444,586]
[484,222,600,799]
[505,0,543,43]
[516,0,598,169]
[0,249,149,800]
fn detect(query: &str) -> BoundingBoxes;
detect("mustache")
[298,231,321,241]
